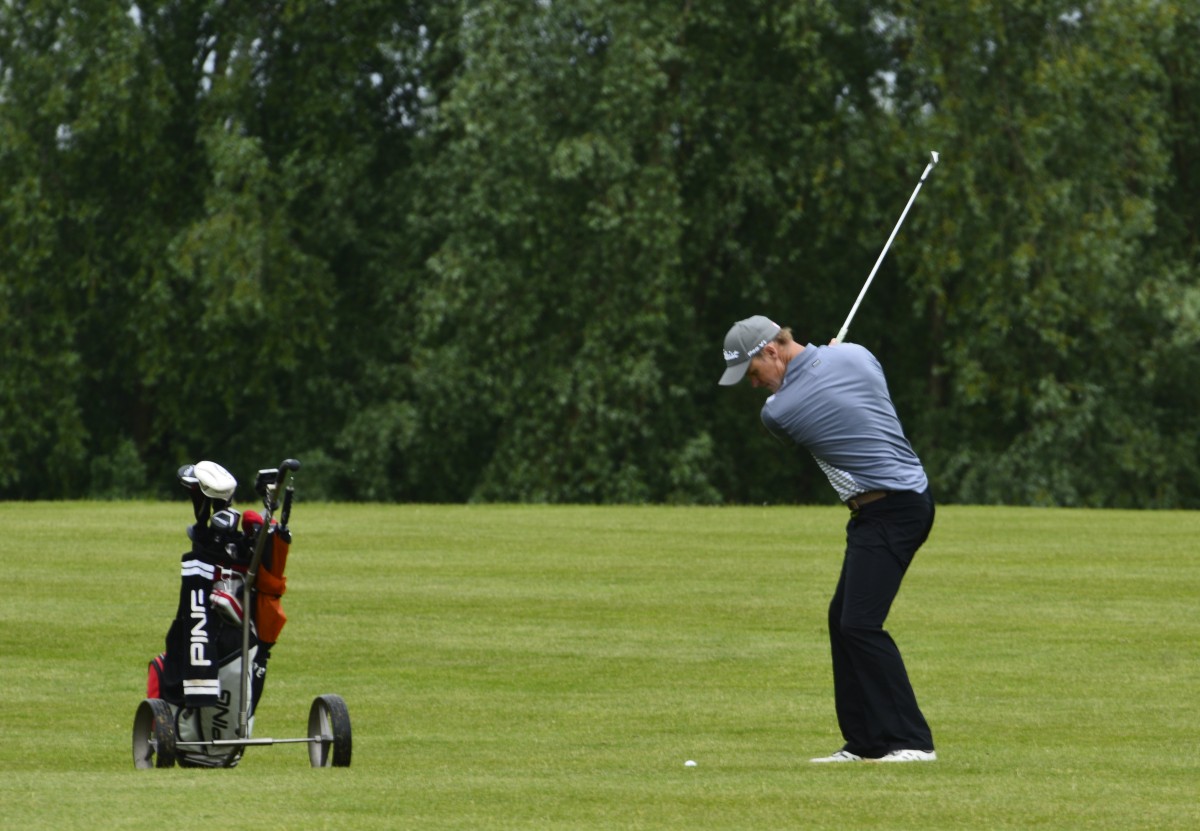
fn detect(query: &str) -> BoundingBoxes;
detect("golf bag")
[145,461,292,767]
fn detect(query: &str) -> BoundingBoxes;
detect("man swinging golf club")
[718,316,936,763]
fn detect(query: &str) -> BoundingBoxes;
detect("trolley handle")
[280,480,295,535]
[238,457,300,740]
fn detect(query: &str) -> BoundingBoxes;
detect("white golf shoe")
[810,749,866,763]
[876,749,937,763]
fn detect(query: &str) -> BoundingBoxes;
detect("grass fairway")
[1,501,1197,830]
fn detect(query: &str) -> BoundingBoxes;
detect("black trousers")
[828,489,935,757]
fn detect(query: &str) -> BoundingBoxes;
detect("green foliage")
[0,1,1197,505]
[890,0,1197,506]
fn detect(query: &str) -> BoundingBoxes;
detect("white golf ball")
[684,760,697,767]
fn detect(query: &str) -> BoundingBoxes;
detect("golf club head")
[178,464,199,490]
[242,509,264,537]
[255,468,279,497]
[210,507,241,534]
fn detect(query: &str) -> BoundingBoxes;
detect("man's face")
[746,345,786,392]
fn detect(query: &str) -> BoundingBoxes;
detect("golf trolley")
[132,458,351,769]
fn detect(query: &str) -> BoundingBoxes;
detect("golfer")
[719,315,936,763]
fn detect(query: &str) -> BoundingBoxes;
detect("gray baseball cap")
[718,315,781,385]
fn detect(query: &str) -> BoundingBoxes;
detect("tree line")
[1,0,1197,508]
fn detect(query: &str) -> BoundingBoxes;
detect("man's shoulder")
[824,342,881,372]
[827,341,874,358]
[787,342,871,377]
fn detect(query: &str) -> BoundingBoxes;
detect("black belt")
[845,490,888,511]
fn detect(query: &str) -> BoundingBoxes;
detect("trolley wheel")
[308,693,352,768]
[133,698,177,769]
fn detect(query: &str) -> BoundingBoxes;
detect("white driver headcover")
[193,461,237,501]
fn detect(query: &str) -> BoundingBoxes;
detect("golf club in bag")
[832,150,940,344]
[132,458,351,769]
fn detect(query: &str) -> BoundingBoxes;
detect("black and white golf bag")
[145,461,287,767]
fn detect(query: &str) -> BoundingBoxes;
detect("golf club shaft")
[832,150,940,345]
[238,494,275,739]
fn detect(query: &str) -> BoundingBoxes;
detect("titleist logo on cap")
[723,338,769,363]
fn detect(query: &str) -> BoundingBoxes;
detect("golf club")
[832,150,940,345]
